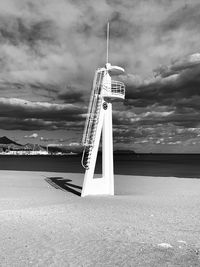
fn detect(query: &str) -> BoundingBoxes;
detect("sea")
[0,153,200,178]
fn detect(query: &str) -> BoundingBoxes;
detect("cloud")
[0,117,84,131]
[119,51,200,133]
[0,0,196,102]
[160,2,200,33]
[0,0,198,103]
[0,97,85,120]
[24,133,38,138]
[58,85,85,103]
[154,53,200,78]
[69,142,81,147]
[0,0,200,151]
[0,97,85,131]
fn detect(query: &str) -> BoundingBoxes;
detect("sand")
[0,170,200,266]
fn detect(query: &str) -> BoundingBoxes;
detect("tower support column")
[102,102,114,195]
[81,101,114,197]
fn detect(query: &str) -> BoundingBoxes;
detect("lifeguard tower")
[81,23,125,197]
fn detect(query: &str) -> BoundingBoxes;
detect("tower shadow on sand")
[45,177,82,196]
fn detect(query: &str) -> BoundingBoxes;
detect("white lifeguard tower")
[81,23,125,197]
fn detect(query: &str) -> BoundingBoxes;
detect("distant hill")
[0,136,22,146]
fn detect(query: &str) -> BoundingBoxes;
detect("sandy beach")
[0,171,200,266]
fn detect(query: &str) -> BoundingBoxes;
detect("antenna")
[106,21,109,64]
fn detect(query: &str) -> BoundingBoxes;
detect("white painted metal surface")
[81,22,125,197]
[81,64,125,197]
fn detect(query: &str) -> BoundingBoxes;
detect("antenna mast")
[106,22,109,64]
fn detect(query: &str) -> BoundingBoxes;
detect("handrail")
[81,69,105,169]
[111,80,125,95]
[81,146,89,169]
[82,69,104,146]
[111,80,125,87]
[82,72,98,145]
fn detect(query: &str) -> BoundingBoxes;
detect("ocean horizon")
[1,153,200,178]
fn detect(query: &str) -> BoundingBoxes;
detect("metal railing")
[111,80,125,96]
[82,69,104,147]
[81,69,104,169]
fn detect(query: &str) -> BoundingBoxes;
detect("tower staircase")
[81,69,104,169]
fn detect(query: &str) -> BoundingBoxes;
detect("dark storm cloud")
[0,117,84,131]
[110,50,200,149]
[58,85,85,103]
[0,117,54,131]
[124,53,200,111]
[154,53,200,78]
[0,98,86,130]
[134,114,200,128]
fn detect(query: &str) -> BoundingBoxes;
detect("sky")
[1,0,200,152]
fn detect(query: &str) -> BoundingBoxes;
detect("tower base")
[81,102,114,197]
[81,176,114,197]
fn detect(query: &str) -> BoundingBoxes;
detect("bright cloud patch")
[24,133,38,138]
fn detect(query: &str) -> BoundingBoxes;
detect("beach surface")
[0,170,200,266]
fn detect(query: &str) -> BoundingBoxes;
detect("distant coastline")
[0,136,80,155]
